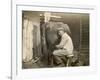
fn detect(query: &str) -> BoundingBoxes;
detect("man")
[53,28,74,66]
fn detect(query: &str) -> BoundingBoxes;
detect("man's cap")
[57,27,65,32]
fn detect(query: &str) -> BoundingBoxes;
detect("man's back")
[63,33,73,51]
[59,33,74,56]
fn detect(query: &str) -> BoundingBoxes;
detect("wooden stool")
[65,56,73,67]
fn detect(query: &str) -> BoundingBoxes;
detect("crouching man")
[53,28,74,67]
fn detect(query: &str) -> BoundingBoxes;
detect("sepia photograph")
[22,11,89,69]
[10,1,97,79]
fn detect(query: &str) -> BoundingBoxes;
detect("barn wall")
[22,11,42,62]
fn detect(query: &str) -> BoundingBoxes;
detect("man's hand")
[55,45,59,48]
